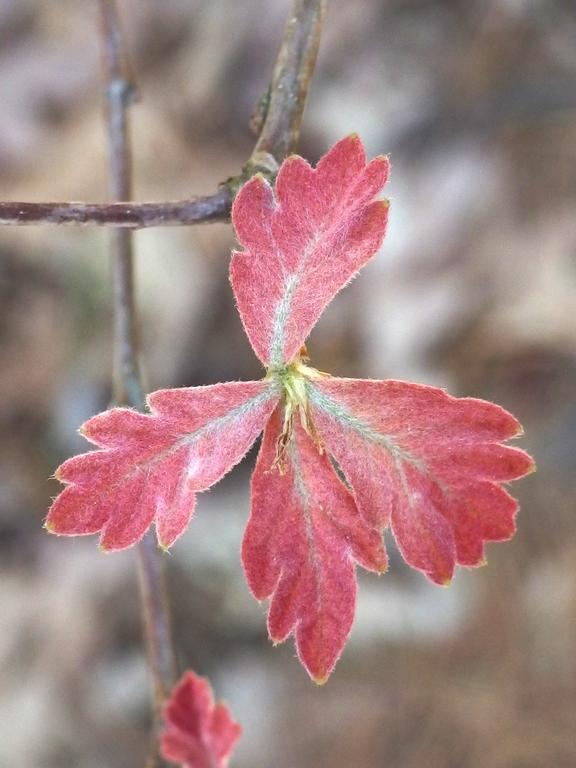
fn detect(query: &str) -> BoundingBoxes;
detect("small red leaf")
[160,671,241,768]
[230,135,389,366]
[47,381,279,550]
[242,407,387,683]
[308,377,535,584]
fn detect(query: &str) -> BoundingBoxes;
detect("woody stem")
[98,2,176,765]
[0,0,326,228]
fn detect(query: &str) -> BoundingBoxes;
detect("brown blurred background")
[0,1,575,766]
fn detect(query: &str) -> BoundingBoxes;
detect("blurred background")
[0,0,575,766]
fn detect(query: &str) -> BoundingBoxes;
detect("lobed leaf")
[307,377,535,585]
[230,135,390,366]
[46,380,280,551]
[45,131,535,685]
[160,671,241,768]
[242,407,387,683]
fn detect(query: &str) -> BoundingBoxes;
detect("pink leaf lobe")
[230,135,390,366]
[308,377,535,585]
[47,380,280,550]
[242,407,387,683]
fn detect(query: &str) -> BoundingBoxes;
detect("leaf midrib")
[268,176,365,366]
[89,385,279,500]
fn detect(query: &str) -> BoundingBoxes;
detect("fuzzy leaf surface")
[160,671,241,768]
[308,378,535,585]
[242,407,387,683]
[47,380,279,550]
[230,134,390,366]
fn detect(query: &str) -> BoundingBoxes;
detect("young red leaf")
[46,133,535,684]
[160,671,241,768]
[46,381,279,550]
[230,134,390,367]
[242,407,387,683]
[307,377,535,585]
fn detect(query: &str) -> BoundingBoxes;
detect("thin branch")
[250,0,327,169]
[0,0,327,229]
[136,538,177,768]
[98,3,176,766]
[0,192,231,227]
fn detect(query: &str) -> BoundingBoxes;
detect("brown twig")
[250,0,327,169]
[0,192,231,227]
[98,2,176,765]
[0,0,327,229]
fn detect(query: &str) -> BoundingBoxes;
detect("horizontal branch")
[0,187,232,228]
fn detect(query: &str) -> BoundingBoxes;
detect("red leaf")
[230,135,389,366]
[242,407,387,683]
[307,377,535,584]
[46,381,279,550]
[160,671,241,768]
[45,133,535,683]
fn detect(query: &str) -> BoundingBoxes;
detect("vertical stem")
[98,1,176,763]
[250,0,327,166]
